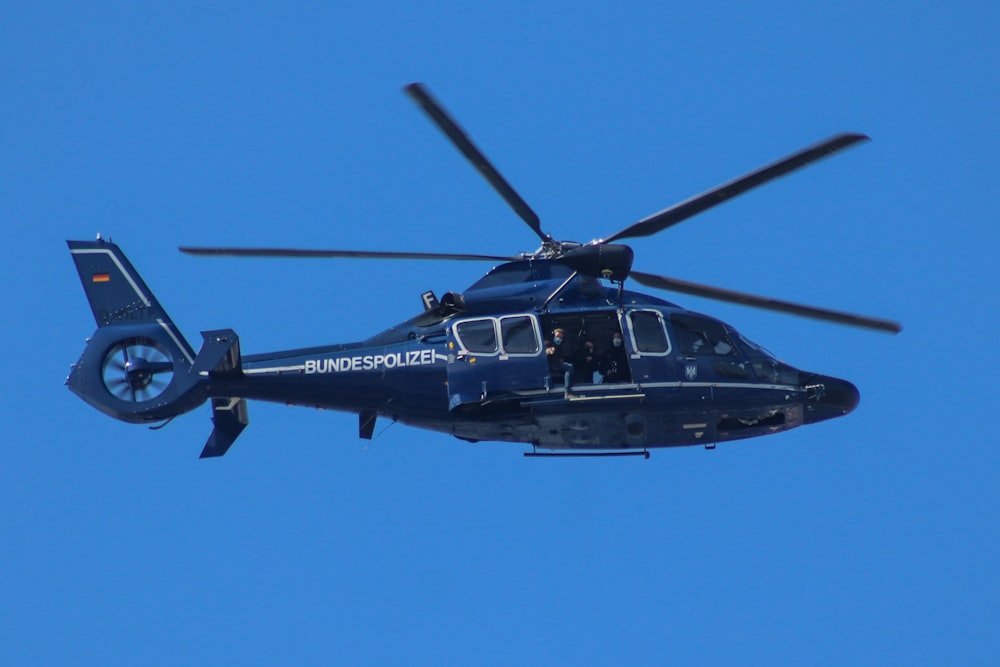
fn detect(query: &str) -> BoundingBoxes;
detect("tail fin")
[67,238,196,360]
[67,237,201,422]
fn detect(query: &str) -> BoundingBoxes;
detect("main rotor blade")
[179,246,516,262]
[630,270,902,334]
[404,82,549,243]
[605,133,870,243]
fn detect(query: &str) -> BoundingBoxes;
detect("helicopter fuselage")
[202,263,859,451]
[67,239,864,457]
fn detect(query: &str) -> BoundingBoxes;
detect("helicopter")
[66,83,901,459]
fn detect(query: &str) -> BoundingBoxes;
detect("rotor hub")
[124,358,154,389]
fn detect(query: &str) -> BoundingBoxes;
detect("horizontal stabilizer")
[193,329,243,376]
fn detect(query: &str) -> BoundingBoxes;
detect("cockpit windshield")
[734,332,777,360]
[731,330,799,385]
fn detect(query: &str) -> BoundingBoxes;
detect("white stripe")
[214,397,241,411]
[157,319,194,365]
[567,393,645,402]
[515,381,799,398]
[639,381,799,392]
[244,364,306,375]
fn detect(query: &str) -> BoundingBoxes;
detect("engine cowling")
[557,244,634,281]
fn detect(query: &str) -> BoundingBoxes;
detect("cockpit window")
[671,314,736,356]
[454,319,498,354]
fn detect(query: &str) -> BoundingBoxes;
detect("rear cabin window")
[500,316,539,354]
[628,310,670,354]
[455,319,498,354]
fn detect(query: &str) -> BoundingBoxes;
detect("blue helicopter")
[66,83,900,459]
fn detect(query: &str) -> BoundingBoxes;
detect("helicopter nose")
[801,373,860,424]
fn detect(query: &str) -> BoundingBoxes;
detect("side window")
[454,319,498,354]
[628,310,671,355]
[500,316,539,355]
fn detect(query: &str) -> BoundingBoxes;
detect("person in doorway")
[572,339,598,384]
[544,327,574,396]
[598,331,630,383]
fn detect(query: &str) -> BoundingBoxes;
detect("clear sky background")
[2,2,997,664]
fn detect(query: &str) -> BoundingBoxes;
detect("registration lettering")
[305,349,443,374]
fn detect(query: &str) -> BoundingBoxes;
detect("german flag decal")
[92,273,111,283]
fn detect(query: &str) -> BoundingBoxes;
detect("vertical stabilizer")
[67,237,199,422]
[68,237,195,363]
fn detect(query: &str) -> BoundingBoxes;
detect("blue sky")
[2,1,998,664]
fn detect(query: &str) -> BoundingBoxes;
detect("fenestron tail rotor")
[101,338,175,403]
